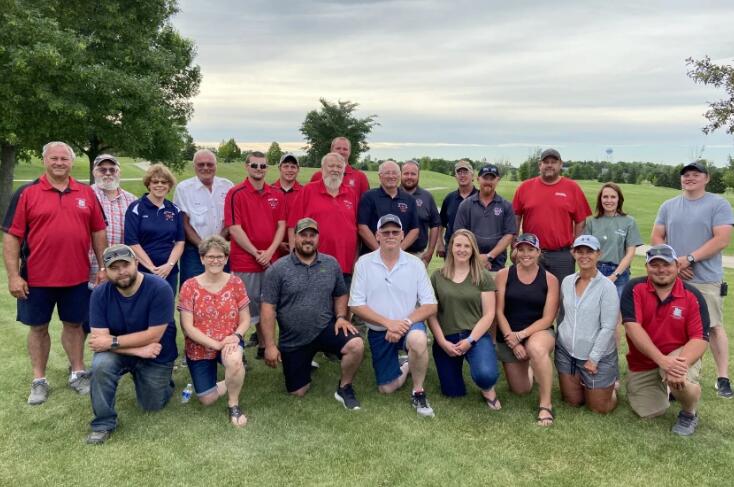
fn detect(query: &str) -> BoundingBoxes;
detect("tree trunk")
[0,142,17,221]
[87,135,102,184]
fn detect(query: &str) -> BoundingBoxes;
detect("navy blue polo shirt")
[358,187,419,235]
[90,273,178,364]
[405,186,441,253]
[439,187,478,246]
[454,192,516,271]
[124,195,185,270]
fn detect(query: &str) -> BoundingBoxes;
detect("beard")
[95,175,121,191]
[324,174,343,192]
[113,268,139,290]
[295,242,316,258]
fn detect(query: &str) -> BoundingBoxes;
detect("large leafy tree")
[300,98,378,167]
[266,141,283,166]
[687,56,734,135]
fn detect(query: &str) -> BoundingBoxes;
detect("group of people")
[2,139,731,445]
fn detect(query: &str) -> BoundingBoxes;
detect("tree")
[517,148,542,181]
[218,138,241,162]
[300,98,378,167]
[266,142,283,166]
[181,133,197,161]
[686,56,734,135]
[36,0,201,180]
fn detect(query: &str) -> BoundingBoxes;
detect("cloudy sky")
[173,0,734,165]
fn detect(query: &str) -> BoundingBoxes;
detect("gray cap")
[646,244,678,264]
[540,148,561,161]
[377,214,402,230]
[572,235,601,251]
[102,244,136,267]
[279,153,299,165]
[454,160,473,173]
[513,233,540,250]
[93,154,119,167]
[680,161,707,175]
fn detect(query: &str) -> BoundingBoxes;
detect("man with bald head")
[310,137,370,198]
[357,160,419,253]
[173,149,234,287]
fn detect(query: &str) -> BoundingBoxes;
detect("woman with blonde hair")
[427,229,500,407]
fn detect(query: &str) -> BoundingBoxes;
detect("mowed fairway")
[3,159,734,486]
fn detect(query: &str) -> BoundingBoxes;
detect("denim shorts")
[554,342,618,389]
[186,340,244,396]
[367,322,426,386]
[596,261,629,299]
[17,282,90,326]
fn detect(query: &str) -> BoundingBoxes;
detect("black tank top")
[498,265,548,342]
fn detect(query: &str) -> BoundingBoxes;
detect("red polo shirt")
[512,176,591,250]
[2,175,107,287]
[288,181,358,274]
[224,179,286,272]
[310,165,370,199]
[621,276,710,372]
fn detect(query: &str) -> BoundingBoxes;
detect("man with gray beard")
[288,152,359,287]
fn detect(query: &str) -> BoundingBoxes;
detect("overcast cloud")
[173,0,734,164]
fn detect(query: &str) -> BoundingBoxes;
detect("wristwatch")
[466,336,476,347]
[687,255,695,264]
[110,336,119,350]
[486,254,494,262]
[613,272,621,278]
[234,332,244,341]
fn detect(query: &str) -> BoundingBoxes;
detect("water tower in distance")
[605,147,613,162]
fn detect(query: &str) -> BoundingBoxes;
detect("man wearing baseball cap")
[260,218,365,409]
[437,160,478,258]
[453,163,516,272]
[652,160,734,399]
[85,244,177,444]
[350,214,438,417]
[620,244,710,435]
[273,153,303,254]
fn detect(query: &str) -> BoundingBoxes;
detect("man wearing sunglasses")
[225,151,286,358]
[173,149,234,287]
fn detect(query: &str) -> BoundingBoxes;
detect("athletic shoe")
[671,411,699,436]
[86,430,111,445]
[69,371,91,395]
[715,377,733,399]
[411,391,435,417]
[311,360,320,369]
[335,383,361,410]
[28,379,49,405]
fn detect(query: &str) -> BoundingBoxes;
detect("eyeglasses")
[380,230,401,237]
[195,162,215,168]
[250,163,268,170]
[203,254,227,261]
[96,167,118,174]
[150,179,170,186]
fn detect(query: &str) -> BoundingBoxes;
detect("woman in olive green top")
[428,229,500,407]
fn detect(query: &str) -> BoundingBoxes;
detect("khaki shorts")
[626,348,702,418]
[496,328,555,364]
[688,281,723,328]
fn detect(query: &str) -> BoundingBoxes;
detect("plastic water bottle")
[181,383,193,404]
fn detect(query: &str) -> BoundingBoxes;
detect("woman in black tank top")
[495,233,559,426]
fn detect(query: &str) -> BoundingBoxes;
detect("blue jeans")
[597,261,629,298]
[432,332,499,397]
[90,352,174,432]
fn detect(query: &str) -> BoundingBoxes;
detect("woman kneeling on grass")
[178,235,250,427]
[495,233,559,426]
[427,230,500,407]
[555,235,619,413]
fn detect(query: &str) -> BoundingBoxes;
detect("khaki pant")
[687,281,723,328]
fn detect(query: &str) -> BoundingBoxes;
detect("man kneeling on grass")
[261,218,365,409]
[86,245,177,444]
[621,244,710,436]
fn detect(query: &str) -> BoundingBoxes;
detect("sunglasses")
[250,163,268,170]
[380,230,401,237]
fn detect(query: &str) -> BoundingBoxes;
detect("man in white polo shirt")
[349,214,438,417]
[173,149,234,287]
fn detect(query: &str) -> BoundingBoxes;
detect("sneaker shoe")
[671,411,699,436]
[335,383,361,410]
[86,430,111,445]
[411,391,435,417]
[69,371,91,395]
[28,379,49,405]
[311,360,320,369]
[323,352,340,362]
[715,377,733,399]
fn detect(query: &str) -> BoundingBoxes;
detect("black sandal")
[536,406,554,426]
[228,405,247,428]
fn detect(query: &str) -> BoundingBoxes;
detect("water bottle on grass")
[181,383,193,404]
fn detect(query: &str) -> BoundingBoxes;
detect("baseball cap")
[93,154,119,167]
[295,217,318,234]
[377,214,402,230]
[102,244,136,267]
[478,164,500,178]
[646,244,678,264]
[513,233,540,250]
[572,235,601,251]
[279,153,299,166]
[680,161,707,175]
[454,160,473,173]
[540,148,562,161]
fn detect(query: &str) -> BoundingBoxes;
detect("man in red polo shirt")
[310,137,370,199]
[288,152,358,287]
[621,244,709,436]
[2,141,107,405]
[272,152,303,254]
[224,150,286,358]
[512,148,591,283]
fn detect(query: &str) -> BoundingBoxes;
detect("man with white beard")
[288,152,359,287]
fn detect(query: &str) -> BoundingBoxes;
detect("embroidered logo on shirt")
[555,192,567,197]
[416,199,424,207]
[163,210,175,221]
[343,200,354,209]
[76,198,87,209]
[348,178,355,187]
[672,306,683,320]
[267,197,280,209]
[397,202,408,213]
[494,207,503,216]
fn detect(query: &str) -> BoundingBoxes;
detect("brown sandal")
[228,405,247,428]
[536,406,554,426]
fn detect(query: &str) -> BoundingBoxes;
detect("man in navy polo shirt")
[85,244,177,445]
[358,160,419,254]
[401,160,441,266]
[3,141,107,405]
[453,163,516,273]
[437,160,477,258]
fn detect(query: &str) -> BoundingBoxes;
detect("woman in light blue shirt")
[555,235,619,414]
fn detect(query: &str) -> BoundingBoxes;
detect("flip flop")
[228,405,248,428]
[536,406,554,426]
[486,397,502,411]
